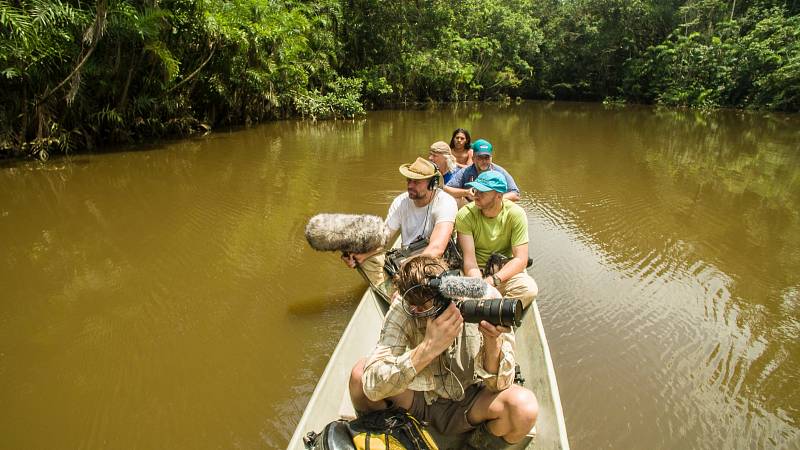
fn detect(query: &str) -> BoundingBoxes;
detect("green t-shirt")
[455,199,529,267]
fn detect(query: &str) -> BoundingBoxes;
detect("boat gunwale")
[532,300,570,449]
[286,287,383,449]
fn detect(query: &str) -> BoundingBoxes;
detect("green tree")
[625,4,799,110]
[1,0,798,158]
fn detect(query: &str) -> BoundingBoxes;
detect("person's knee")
[522,275,538,298]
[349,358,366,395]
[518,289,537,309]
[528,278,538,299]
[506,387,538,428]
[503,274,538,308]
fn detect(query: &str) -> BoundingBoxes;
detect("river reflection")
[0,102,797,449]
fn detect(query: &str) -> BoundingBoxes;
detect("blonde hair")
[429,141,457,174]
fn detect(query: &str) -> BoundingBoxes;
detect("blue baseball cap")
[471,139,493,155]
[466,170,507,193]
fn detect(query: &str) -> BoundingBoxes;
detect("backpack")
[304,408,438,450]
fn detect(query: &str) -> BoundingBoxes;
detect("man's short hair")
[395,256,448,306]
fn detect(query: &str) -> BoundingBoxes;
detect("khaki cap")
[429,141,452,154]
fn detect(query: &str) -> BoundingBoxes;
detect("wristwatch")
[492,274,502,286]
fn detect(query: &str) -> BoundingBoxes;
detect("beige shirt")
[362,296,515,405]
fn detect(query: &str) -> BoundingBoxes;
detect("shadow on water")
[286,285,367,317]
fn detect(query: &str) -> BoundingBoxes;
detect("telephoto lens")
[457,298,523,327]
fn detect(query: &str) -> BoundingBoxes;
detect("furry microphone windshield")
[428,275,487,299]
[305,213,386,254]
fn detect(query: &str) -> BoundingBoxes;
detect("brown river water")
[1,102,798,449]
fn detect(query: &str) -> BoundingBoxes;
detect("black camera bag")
[303,419,355,450]
[384,237,462,279]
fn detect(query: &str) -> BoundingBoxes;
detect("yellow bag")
[304,408,438,450]
[350,409,438,450]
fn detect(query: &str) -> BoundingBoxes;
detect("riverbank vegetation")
[1,0,798,158]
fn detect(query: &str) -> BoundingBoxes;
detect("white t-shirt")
[385,189,458,246]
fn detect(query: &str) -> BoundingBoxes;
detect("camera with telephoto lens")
[443,297,522,328]
[428,272,522,327]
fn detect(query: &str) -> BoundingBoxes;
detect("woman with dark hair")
[449,128,473,168]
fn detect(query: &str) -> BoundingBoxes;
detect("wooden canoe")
[287,274,569,450]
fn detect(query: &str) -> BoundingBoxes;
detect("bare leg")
[466,385,538,443]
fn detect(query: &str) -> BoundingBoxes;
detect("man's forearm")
[410,340,440,373]
[466,267,482,278]
[362,337,449,402]
[482,337,503,374]
[494,256,526,282]
[421,243,446,259]
[479,334,516,392]
[463,258,482,278]
[421,224,453,258]
[362,350,416,402]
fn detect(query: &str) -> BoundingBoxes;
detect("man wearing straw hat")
[342,157,458,287]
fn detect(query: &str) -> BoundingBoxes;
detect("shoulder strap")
[416,189,438,242]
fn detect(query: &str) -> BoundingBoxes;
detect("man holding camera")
[457,170,538,308]
[348,256,538,449]
[342,157,458,287]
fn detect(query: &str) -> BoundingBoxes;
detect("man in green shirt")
[455,170,538,307]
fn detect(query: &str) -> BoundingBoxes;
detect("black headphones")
[428,162,441,190]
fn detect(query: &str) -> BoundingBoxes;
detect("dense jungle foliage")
[1,0,798,157]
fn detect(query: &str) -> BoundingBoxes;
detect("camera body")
[384,237,430,278]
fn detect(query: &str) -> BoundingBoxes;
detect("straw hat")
[399,157,441,182]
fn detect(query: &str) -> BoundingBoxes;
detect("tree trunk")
[118,49,145,110]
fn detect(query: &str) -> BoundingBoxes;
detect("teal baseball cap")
[471,139,493,155]
[466,170,507,193]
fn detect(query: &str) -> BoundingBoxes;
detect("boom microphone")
[428,275,487,299]
[305,213,386,254]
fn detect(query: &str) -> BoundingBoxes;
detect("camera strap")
[482,252,533,276]
[412,188,437,243]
